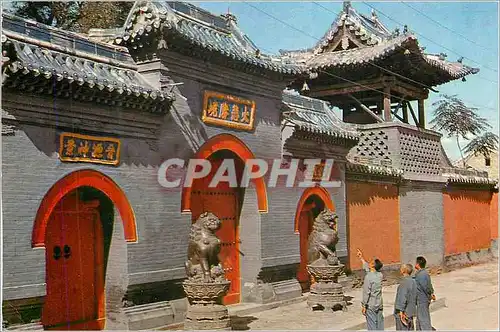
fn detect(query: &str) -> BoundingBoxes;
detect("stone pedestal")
[306,264,347,311]
[183,280,231,330]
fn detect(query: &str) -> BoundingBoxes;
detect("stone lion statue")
[307,209,340,266]
[185,212,225,283]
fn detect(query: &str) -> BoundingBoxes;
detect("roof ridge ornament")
[343,1,352,13]
[222,12,238,26]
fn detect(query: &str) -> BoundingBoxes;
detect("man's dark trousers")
[416,301,432,330]
[366,308,384,330]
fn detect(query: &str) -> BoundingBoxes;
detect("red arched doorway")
[181,133,268,213]
[32,169,137,330]
[294,186,335,291]
[182,134,266,305]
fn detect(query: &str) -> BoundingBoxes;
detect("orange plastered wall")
[491,192,498,240]
[346,181,400,270]
[443,189,492,255]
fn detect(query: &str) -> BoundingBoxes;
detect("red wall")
[346,181,400,270]
[491,192,498,240]
[443,189,492,255]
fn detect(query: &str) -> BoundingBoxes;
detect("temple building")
[2,1,498,330]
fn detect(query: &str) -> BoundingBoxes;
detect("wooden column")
[383,87,392,121]
[418,99,425,128]
[402,101,409,124]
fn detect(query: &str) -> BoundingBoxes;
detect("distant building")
[454,150,499,180]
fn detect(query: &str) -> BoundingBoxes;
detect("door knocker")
[53,246,62,260]
[63,245,71,259]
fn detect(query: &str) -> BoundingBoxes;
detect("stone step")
[228,294,307,317]
[125,298,188,330]
[6,322,43,331]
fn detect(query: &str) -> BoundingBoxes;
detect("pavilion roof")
[2,13,174,113]
[280,1,479,87]
[109,1,301,76]
[282,89,359,142]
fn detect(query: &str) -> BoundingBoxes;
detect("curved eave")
[346,162,404,178]
[289,124,359,150]
[423,55,480,82]
[306,34,479,86]
[306,34,417,71]
[116,15,302,76]
[295,123,359,142]
[443,173,498,186]
[2,38,174,113]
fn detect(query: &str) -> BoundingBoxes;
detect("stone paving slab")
[230,260,498,330]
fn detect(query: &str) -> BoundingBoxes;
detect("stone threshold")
[342,297,447,331]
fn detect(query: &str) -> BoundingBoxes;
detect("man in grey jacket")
[414,256,436,330]
[358,249,384,330]
[394,264,417,330]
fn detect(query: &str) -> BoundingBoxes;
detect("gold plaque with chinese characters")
[202,91,256,131]
[312,161,326,182]
[59,133,121,166]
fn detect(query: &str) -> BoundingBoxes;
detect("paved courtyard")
[230,260,499,330]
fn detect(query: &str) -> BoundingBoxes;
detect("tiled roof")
[2,14,174,113]
[442,167,497,186]
[282,90,359,141]
[279,2,478,85]
[346,162,404,178]
[424,54,480,79]
[285,34,479,82]
[313,1,392,54]
[114,1,301,75]
[306,34,414,69]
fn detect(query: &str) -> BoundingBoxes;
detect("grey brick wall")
[1,58,294,302]
[261,187,302,267]
[399,184,444,266]
[1,126,194,299]
[260,165,348,268]
[2,51,352,306]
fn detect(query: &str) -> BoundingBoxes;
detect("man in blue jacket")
[414,256,436,330]
[358,249,384,330]
[394,264,417,330]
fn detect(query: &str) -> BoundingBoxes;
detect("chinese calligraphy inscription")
[202,91,256,131]
[59,133,120,166]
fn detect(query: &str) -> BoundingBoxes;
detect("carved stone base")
[184,304,231,330]
[182,280,231,330]
[307,282,347,312]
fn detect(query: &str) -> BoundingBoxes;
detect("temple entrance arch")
[182,134,266,305]
[294,186,335,291]
[181,133,268,213]
[32,169,137,330]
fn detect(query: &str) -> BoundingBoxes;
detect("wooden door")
[42,192,105,330]
[297,202,316,292]
[191,158,241,305]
